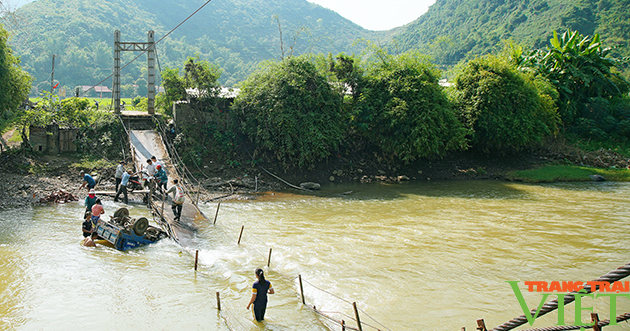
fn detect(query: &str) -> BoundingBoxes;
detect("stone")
[417,170,423,174]
[589,174,606,181]
[378,170,386,175]
[300,182,321,190]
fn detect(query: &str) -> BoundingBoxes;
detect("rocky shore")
[1,141,629,210]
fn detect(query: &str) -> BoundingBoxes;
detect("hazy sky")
[2,0,437,31]
[308,0,436,30]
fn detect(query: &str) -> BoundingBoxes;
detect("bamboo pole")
[476,319,487,331]
[213,202,221,225]
[267,248,272,267]
[342,320,345,331]
[592,313,601,331]
[194,250,199,271]
[298,274,305,304]
[216,291,221,311]
[237,225,244,245]
[196,183,200,206]
[161,187,166,217]
[353,302,363,331]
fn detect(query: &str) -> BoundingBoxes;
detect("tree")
[453,55,560,152]
[233,55,345,169]
[0,23,32,120]
[517,29,629,124]
[159,57,222,114]
[356,51,468,161]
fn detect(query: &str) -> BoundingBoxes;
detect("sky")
[308,0,436,30]
[2,0,437,31]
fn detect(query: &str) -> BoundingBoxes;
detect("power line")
[80,0,214,96]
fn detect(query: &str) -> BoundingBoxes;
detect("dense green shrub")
[517,30,629,124]
[232,55,345,169]
[568,96,630,140]
[356,52,468,161]
[0,24,32,121]
[453,55,560,152]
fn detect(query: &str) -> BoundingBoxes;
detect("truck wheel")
[133,217,149,236]
[114,207,129,219]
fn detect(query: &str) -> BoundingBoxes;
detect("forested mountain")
[2,0,629,96]
[393,0,630,68]
[2,0,390,94]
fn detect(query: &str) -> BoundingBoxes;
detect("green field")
[29,97,139,110]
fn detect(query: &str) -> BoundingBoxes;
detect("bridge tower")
[113,30,156,114]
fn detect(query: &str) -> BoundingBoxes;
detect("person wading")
[246,268,274,322]
[114,170,136,204]
[165,179,184,221]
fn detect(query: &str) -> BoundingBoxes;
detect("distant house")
[80,85,112,98]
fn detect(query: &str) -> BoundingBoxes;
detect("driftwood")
[39,190,78,203]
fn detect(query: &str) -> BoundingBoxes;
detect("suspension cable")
[79,0,214,97]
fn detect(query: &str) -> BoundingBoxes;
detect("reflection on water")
[2,180,630,330]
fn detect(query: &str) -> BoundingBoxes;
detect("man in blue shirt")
[79,170,96,191]
[114,170,135,204]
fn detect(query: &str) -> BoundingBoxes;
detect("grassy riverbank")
[507,165,630,183]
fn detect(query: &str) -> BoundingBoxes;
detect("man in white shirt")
[114,161,126,192]
[145,159,157,177]
[151,156,162,168]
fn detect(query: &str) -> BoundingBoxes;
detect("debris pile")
[39,190,78,203]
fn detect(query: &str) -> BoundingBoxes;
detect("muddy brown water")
[2,180,630,330]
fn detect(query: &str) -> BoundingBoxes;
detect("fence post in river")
[298,274,305,304]
[194,250,199,271]
[216,291,221,311]
[353,302,363,331]
[213,202,221,225]
[591,313,601,331]
[476,319,487,331]
[267,248,272,267]
[237,225,244,245]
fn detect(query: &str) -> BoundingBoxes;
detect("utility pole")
[50,54,57,92]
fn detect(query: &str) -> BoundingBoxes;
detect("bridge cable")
[492,262,630,331]
[79,0,214,97]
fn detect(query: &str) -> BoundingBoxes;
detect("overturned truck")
[96,208,168,251]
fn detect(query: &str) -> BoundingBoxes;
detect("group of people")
[79,155,185,231]
[79,161,275,322]
[82,189,104,247]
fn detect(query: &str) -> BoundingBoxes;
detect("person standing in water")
[246,268,274,321]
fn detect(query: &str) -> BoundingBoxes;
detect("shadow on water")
[532,180,627,193]
[269,179,536,201]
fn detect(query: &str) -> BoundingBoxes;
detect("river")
[2,180,630,330]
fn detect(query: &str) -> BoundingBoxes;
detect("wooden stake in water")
[353,302,363,331]
[267,248,272,267]
[298,274,305,305]
[237,225,244,245]
[213,201,221,225]
[591,313,601,331]
[476,319,487,331]
[216,291,221,311]
[194,250,199,271]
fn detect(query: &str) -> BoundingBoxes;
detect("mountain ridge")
[3,0,629,95]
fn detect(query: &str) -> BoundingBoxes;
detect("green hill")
[3,0,629,96]
[391,0,630,69]
[3,0,390,93]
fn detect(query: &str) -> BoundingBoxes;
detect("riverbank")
[1,140,629,210]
